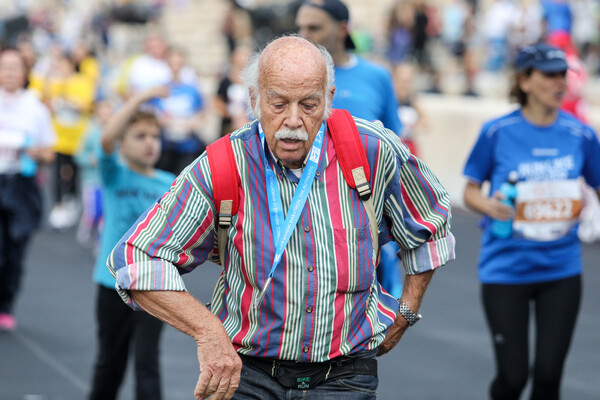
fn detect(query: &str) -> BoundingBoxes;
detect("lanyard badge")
[253,122,325,308]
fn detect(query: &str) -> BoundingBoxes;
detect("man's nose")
[285,104,302,129]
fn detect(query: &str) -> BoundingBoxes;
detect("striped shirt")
[107,116,455,362]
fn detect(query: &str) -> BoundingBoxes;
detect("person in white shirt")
[0,48,56,331]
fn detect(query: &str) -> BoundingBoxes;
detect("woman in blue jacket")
[463,43,600,400]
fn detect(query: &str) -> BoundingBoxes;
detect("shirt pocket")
[333,225,375,293]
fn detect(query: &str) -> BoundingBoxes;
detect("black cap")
[303,0,356,49]
[515,43,568,73]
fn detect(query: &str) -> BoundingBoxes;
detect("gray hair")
[239,36,335,121]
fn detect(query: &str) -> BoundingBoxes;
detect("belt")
[239,353,377,390]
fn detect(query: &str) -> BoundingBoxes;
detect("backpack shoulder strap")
[326,109,380,263]
[326,109,372,200]
[206,133,239,265]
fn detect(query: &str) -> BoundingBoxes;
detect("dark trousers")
[482,275,581,400]
[0,209,30,314]
[89,285,163,400]
[54,152,78,203]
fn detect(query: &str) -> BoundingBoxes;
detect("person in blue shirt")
[89,86,176,400]
[74,100,112,249]
[155,47,206,175]
[296,0,404,298]
[542,0,572,44]
[463,44,600,400]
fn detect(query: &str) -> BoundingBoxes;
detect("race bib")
[0,129,26,174]
[513,179,582,241]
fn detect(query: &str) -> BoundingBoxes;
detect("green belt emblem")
[297,376,310,389]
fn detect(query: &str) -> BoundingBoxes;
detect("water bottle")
[490,171,519,238]
[21,136,38,177]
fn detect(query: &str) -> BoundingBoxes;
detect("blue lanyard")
[254,122,325,308]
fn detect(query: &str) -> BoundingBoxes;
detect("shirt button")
[306,306,313,313]
[304,225,310,232]
[307,265,314,272]
[315,170,321,177]
[303,346,309,353]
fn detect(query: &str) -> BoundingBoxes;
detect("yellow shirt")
[30,73,95,155]
[79,56,101,85]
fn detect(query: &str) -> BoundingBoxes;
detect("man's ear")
[249,87,257,110]
[328,85,336,107]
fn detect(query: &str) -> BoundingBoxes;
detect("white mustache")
[274,128,308,142]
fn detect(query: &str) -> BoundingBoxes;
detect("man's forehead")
[266,89,323,100]
[260,61,326,91]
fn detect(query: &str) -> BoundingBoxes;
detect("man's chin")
[277,152,305,169]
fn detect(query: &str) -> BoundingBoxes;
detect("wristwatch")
[397,299,422,327]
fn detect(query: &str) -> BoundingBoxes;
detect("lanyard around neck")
[254,122,325,308]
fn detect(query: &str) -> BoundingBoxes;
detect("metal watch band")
[397,299,422,327]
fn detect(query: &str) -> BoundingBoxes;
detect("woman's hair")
[509,67,534,106]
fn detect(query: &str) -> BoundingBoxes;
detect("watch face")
[398,300,421,326]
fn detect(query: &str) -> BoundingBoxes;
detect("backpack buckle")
[356,182,372,201]
[351,167,371,201]
[218,200,234,228]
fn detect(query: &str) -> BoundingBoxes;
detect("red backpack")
[206,109,379,265]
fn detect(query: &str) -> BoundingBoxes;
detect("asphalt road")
[1,208,599,400]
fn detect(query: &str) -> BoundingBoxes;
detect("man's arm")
[377,270,434,356]
[130,290,242,400]
[105,149,235,397]
[373,126,455,354]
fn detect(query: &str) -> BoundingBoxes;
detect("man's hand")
[377,314,408,356]
[129,290,242,399]
[376,270,435,356]
[194,318,242,400]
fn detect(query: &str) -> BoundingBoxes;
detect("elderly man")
[108,36,454,400]
[296,0,405,298]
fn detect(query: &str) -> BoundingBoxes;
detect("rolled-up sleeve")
[382,139,455,274]
[107,159,218,309]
